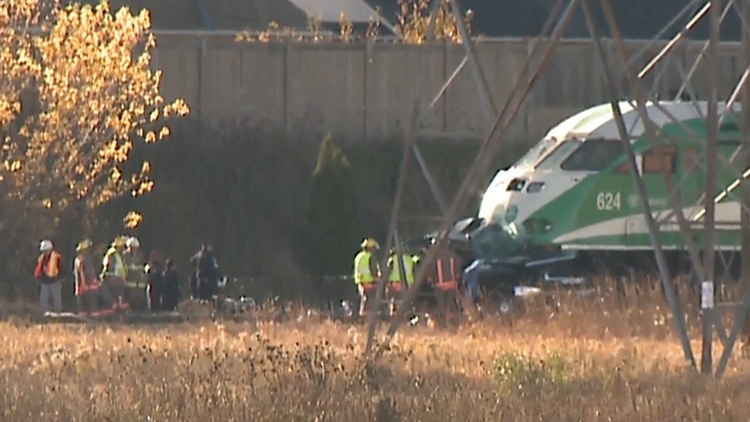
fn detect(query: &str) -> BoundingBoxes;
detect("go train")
[444,100,749,288]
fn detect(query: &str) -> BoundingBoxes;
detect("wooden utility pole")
[741,0,750,345]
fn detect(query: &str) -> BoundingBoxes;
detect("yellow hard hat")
[112,236,127,247]
[76,239,92,252]
[361,238,379,249]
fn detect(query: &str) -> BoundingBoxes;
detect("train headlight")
[506,178,526,191]
[527,182,545,193]
[505,205,518,223]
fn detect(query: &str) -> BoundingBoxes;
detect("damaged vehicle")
[440,100,748,302]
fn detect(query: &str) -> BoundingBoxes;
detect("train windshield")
[534,138,625,172]
[535,139,582,170]
[511,137,558,169]
[559,138,625,172]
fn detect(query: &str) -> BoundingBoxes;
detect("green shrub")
[493,350,572,397]
[306,134,362,276]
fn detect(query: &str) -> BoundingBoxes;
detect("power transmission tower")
[363,0,500,354]
[364,0,750,380]
[740,0,750,350]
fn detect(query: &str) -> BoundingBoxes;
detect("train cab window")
[642,145,676,174]
[513,137,558,169]
[682,147,699,173]
[560,139,624,172]
[614,145,677,175]
[535,139,581,170]
[615,159,634,174]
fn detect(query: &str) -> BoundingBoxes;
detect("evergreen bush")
[306,134,362,276]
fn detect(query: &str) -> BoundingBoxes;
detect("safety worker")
[188,269,199,300]
[353,238,381,319]
[461,258,484,316]
[101,236,131,311]
[191,243,222,307]
[145,250,165,313]
[74,239,116,318]
[161,259,181,312]
[123,236,146,309]
[386,247,418,317]
[34,239,63,314]
[427,239,463,328]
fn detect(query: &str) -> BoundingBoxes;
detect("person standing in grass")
[191,243,222,303]
[74,239,117,318]
[123,237,147,310]
[386,247,418,317]
[74,239,100,317]
[34,239,63,314]
[353,238,381,319]
[161,259,181,312]
[101,236,131,311]
[145,250,165,313]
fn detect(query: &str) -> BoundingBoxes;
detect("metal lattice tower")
[363,0,750,380]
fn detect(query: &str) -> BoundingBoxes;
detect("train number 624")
[596,191,621,211]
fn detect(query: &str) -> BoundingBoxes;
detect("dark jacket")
[163,268,181,296]
[191,250,221,281]
[147,262,165,287]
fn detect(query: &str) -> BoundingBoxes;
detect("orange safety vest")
[74,256,100,296]
[35,251,61,280]
[434,255,458,291]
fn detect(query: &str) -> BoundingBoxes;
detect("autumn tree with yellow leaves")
[395,0,473,44]
[0,0,188,281]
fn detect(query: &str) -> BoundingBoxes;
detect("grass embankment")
[1,279,749,421]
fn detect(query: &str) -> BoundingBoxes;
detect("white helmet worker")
[39,239,53,252]
[126,237,140,249]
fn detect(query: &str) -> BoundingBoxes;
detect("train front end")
[439,134,582,297]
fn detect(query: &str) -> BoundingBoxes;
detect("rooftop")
[73,0,395,33]
[70,0,747,40]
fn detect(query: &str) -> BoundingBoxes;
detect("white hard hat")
[39,240,53,252]
[126,237,140,248]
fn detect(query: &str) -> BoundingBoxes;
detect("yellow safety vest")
[388,254,415,285]
[103,248,127,279]
[123,251,145,288]
[353,251,374,284]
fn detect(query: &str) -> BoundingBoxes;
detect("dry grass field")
[2,280,750,421]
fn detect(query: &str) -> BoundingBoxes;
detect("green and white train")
[451,100,749,284]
